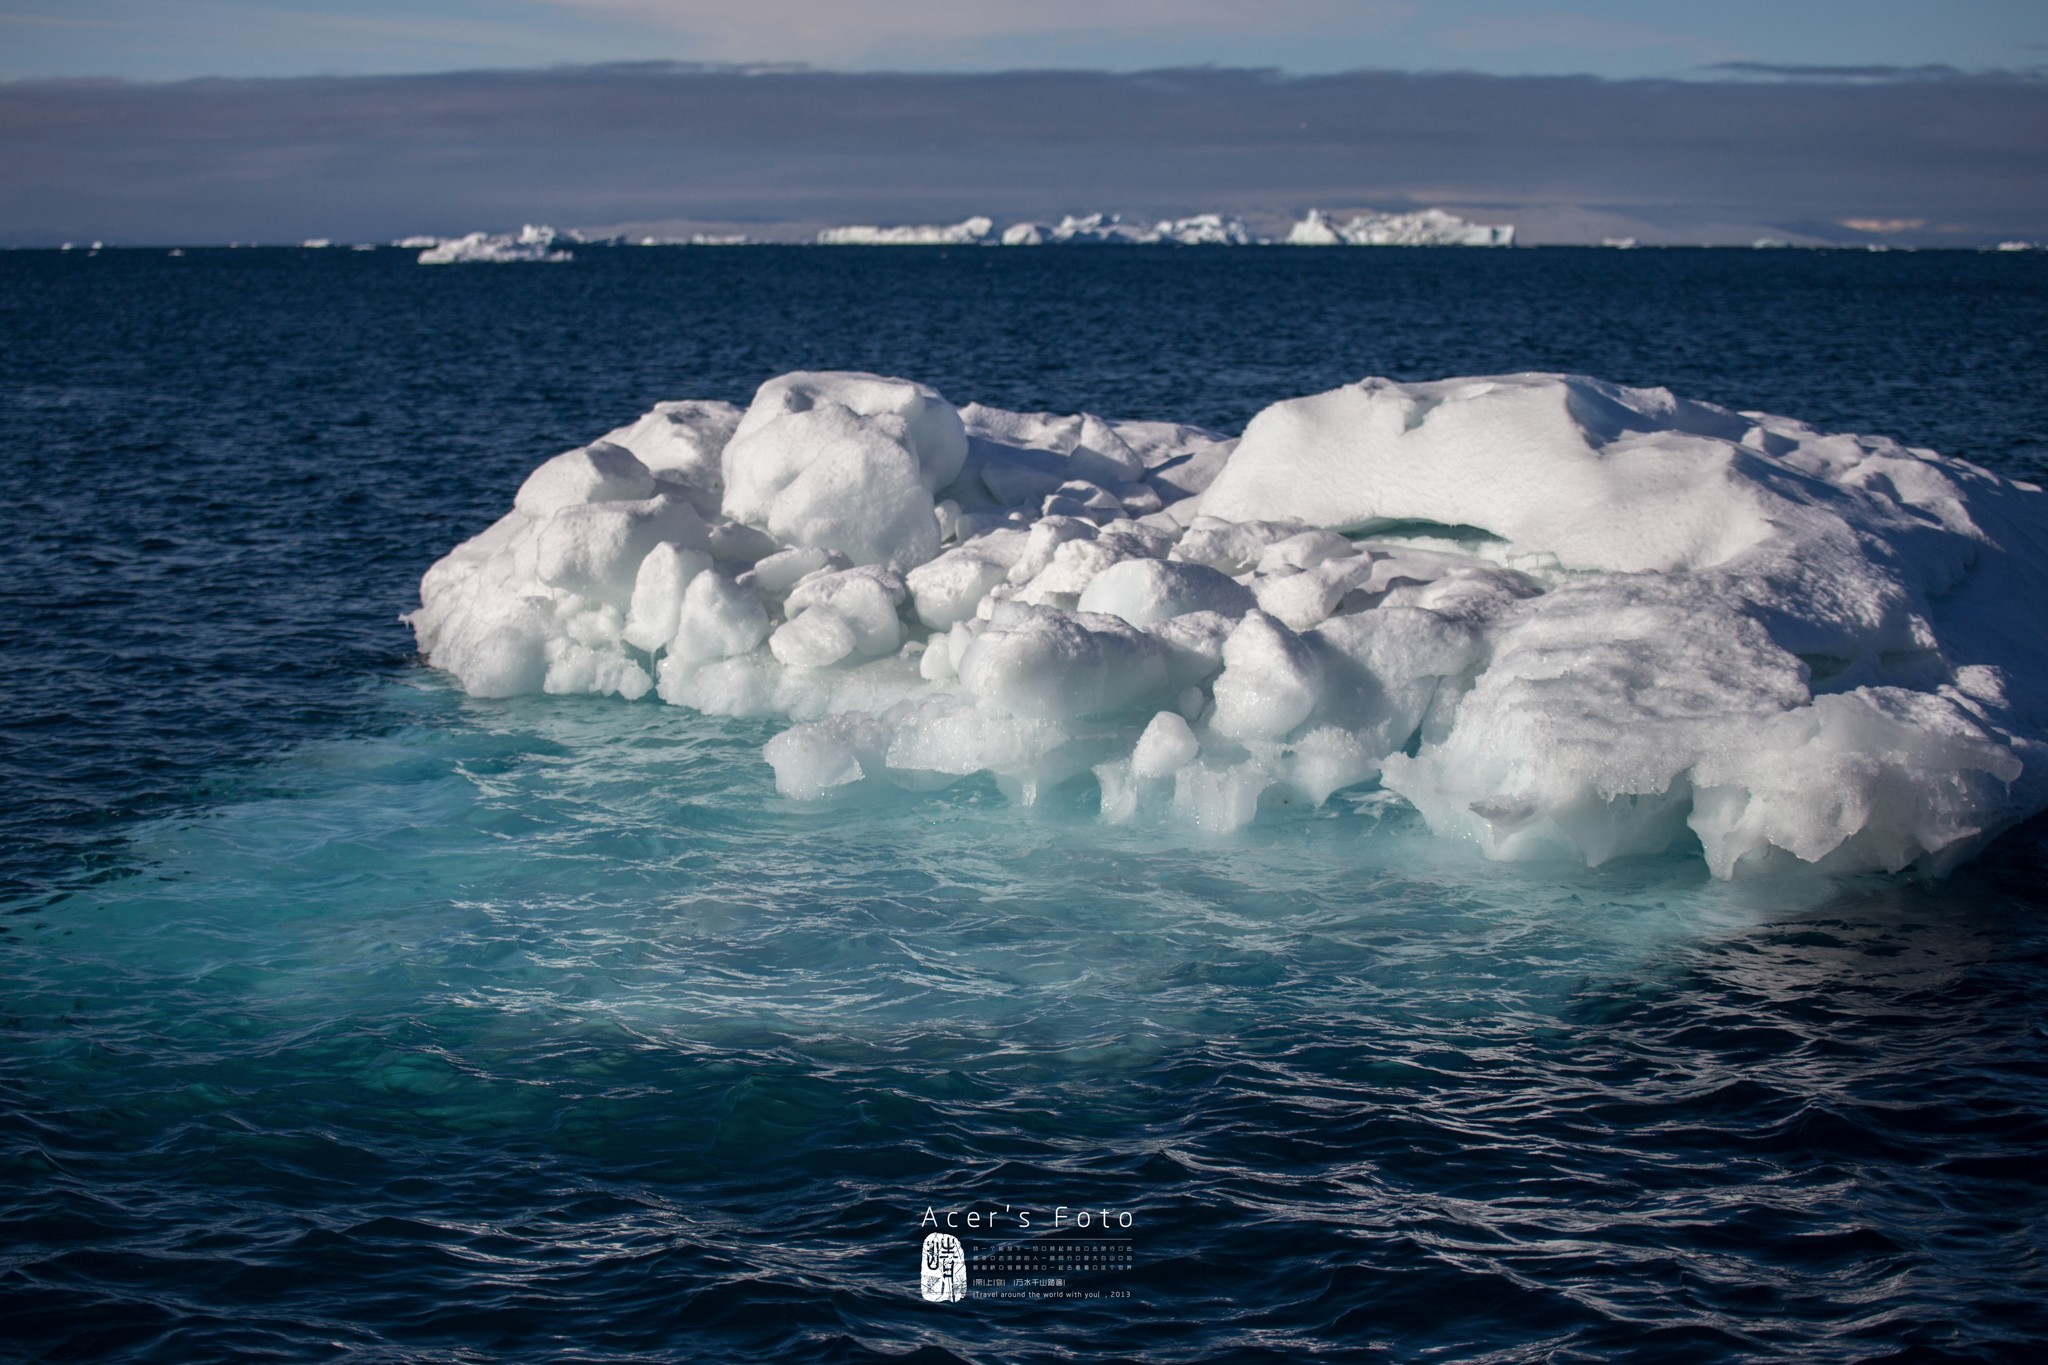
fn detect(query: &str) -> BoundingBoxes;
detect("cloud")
[1699,61,2043,83]
[1,63,2042,245]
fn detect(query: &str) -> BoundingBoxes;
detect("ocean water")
[4,245,2047,1362]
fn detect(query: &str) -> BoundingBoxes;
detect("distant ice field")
[4,246,2047,1362]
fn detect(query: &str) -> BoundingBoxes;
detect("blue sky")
[3,0,2044,82]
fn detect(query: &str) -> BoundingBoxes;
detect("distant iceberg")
[1286,208,1515,247]
[621,233,755,246]
[1044,213,1155,245]
[417,225,573,264]
[816,217,994,246]
[816,213,1250,247]
[999,213,1257,246]
[392,235,440,249]
[1153,214,1256,245]
[410,370,2048,878]
[1002,214,1162,245]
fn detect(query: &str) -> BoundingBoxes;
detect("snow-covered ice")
[996,214,1154,246]
[1001,213,1252,246]
[410,370,2048,877]
[1286,208,1515,247]
[817,217,995,246]
[808,211,1512,248]
[1152,214,1256,246]
[993,214,1146,245]
[417,225,573,264]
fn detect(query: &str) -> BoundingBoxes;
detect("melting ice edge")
[408,371,2048,877]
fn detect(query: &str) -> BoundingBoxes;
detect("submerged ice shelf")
[409,371,2048,877]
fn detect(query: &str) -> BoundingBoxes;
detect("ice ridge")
[1284,208,1515,247]
[416,225,573,264]
[409,371,2048,876]
[810,209,1504,248]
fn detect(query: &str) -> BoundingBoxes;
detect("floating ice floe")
[817,217,995,246]
[417,225,573,264]
[410,370,2048,877]
[1286,208,1515,247]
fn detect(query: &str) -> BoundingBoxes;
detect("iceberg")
[1045,213,1157,245]
[1152,214,1257,246]
[1001,214,1159,246]
[410,370,2048,877]
[816,217,994,246]
[1286,208,1515,247]
[998,214,1256,246]
[1046,213,1153,245]
[417,225,573,264]
[619,233,755,246]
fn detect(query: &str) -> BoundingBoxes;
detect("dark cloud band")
[2,63,2042,245]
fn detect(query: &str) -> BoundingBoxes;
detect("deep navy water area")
[3,245,2047,1362]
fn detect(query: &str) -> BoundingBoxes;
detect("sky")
[2,0,2043,82]
[1,2,2044,246]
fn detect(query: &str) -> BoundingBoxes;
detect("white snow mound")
[1286,208,1514,247]
[418,225,573,264]
[817,217,995,246]
[409,370,2048,877]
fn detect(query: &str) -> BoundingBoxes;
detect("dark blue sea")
[4,245,2047,1363]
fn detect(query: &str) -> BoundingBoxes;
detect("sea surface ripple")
[3,246,2046,1363]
